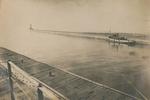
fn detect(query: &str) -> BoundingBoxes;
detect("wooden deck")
[0,47,142,100]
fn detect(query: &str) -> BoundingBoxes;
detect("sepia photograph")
[0,0,150,100]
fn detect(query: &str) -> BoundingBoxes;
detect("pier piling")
[7,60,15,100]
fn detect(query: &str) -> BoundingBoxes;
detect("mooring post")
[7,60,15,100]
[37,84,44,100]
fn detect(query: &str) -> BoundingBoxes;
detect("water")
[2,31,150,99]
[0,0,150,99]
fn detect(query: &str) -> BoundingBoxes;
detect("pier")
[31,28,150,46]
[0,47,144,100]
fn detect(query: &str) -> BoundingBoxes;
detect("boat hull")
[108,38,136,44]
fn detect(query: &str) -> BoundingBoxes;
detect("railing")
[1,60,68,100]
[0,60,147,100]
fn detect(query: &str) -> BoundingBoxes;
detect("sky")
[0,0,150,34]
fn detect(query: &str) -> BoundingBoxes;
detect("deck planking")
[0,47,142,100]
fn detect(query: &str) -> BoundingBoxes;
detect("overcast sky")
[0,0,150,34]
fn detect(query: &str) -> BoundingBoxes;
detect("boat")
[108,33,136,45]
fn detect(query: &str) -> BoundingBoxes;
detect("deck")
[0,47,142,100]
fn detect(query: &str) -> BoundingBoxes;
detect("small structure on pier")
[29,24,33,30]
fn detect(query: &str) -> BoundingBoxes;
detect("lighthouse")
[29,24,33,30]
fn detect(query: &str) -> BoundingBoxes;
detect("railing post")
[37,84,44,100]
[7,60,15,100]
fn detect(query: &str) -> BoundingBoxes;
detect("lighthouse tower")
[29,24,33,30]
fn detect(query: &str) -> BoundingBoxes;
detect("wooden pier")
[0,47,143,100]
[0,64,38,100]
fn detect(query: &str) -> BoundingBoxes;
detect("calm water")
[0,0,150,99]
[2,31,150,99]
